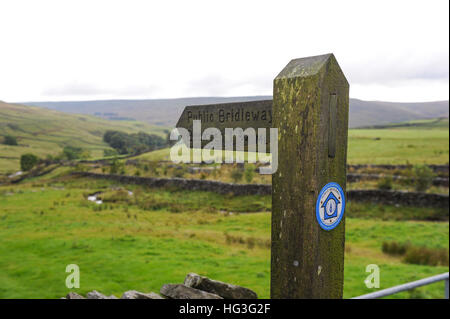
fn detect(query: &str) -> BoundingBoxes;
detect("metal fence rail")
[353,272,449,299]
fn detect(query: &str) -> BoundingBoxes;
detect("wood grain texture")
[271,54,349,299]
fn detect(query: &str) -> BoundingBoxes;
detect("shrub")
[247,237,256,249]
[103,130,168,155]
[101,189,130,203]
[230,168,243,183]
[403,246,449,266]
[244,166,255,183]
[377,176,393,190]
[382,241,449,266]
[224,233,270,249]
[73,163,87,172]
[147,162,159,175]
[3,135,18,146]
[62,146,84,160]
[20,153,39,171]
[172,166,187,178]
[109,158,124,174]
[413,165,435,192]
[104,149,118,157]
[382,241,411,255]
[224,233,246,245]
[45,154,55,163]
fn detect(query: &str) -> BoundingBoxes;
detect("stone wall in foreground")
[63,273,257,299]
[72,172,449,208]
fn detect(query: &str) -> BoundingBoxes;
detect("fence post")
[271,54,349,298]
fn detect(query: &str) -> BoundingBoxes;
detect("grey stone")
[184,273,257,299]
[121,290,164,299]
[86,290,109,299]
[160,284,222,299]
[65,292,85,299]
[72,172,271,196]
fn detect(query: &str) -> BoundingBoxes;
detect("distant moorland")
[23,97,449,128]
[1,101,449,174]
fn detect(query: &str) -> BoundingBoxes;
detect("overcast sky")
[0,0,448,102]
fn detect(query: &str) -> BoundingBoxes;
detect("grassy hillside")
[24,97,449,128]
[132,118,449,165]
[349,99,449,128]
[0,101,168,173]
[1,101,448,176]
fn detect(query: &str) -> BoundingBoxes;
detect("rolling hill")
[24,97,449,128]
[349,99,449,128]
[0,101,168,173]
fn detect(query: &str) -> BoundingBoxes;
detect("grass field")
[0,101,168,174]
[348,118,449,165]
[134,118,449,165]
[1,105,448,299]
[0,172,447,299]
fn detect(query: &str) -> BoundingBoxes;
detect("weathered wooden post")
[175,53,349,299]
[271,54,349,298]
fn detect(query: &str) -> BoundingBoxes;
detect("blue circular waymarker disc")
[315,182,345,231]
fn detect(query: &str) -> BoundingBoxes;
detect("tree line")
[103,130,169,155]
[19,146,91,171]
[5,130,171,172]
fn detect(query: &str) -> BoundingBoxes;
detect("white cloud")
[0,0,448,102]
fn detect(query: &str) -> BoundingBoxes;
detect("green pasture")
[0,175,447,299]
[348,123,449,165]
[136,119,449,165]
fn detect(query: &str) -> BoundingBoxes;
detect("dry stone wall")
[347,173,449,187]
[63,273,257,300]
[73,172,449,208]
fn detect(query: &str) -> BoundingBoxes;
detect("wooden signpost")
[176,99,273,150]
[271,54,349,299]
[176,53,349,299]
